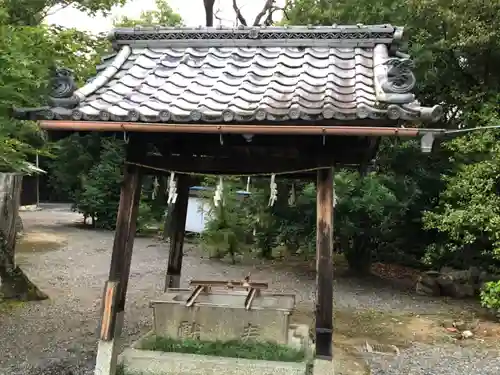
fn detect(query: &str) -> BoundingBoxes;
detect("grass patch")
[334,309,415,346]
[292,306,449,349]
[140,335,305,362]
[115,363,125,375]
[0,299,27,314]
[16,231,66,253]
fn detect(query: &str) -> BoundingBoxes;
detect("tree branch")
[263,8,275,26]
[43,2,72,18]
[213,8,223,25]
[262,5,286,25]
[441,106,461,128]
[281,0,292,20]
[213,7,234,26]
[232,0,248,26]
[253,0,274,26]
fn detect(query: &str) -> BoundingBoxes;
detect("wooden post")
[94,138,144,375]
[315,168,334,361]
[164,173,190,291]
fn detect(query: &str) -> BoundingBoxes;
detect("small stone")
[469,267,481,282]
[453,320,467,331]
[441,320,454,329]
[461,330,474,339]
[460,284,476,297]
[415,274,440,296]
[440,266,455,274]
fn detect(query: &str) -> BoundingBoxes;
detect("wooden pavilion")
[14,25,443,375]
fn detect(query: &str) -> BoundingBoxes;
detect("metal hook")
[123,131,129,144]
[220,133,224,146]
[322,135,326,146]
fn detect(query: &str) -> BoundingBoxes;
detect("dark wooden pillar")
[94,138,144,375]
[164,174,190,291]
[315,167,334,361]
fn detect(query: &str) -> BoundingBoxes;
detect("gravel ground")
[0,204,498,375]
[365,343,499,375]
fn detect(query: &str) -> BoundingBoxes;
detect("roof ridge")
[110,24,398,33]
[109,24,404,51]
[75,46,131,102]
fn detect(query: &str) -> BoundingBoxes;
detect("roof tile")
[77,45,390,122]
[17,26,443,123]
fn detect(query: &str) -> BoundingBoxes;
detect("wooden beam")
[40,120,423,136]
[95,136,144,375]
[164,174,190,290]
[158,141,328,158]
[153,133,373,158]
[129,154,345,176]
[315,168,334,361]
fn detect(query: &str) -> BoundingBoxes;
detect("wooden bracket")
[244,288,259,310]
[185,284,209,307]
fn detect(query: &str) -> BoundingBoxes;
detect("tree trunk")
[0,173,47,301]
[204,0,215,26]
[16,215,23,237]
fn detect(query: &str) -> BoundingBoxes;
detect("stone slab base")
[119,324,313,375]
[313,358,333,375]
[119,349,308,375]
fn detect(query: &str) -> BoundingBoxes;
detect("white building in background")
[185,186,250,233]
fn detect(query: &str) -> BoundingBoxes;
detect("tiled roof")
[18,26,443,123]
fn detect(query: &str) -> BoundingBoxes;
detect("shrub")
[74,138,124,229]
[200,180,249,263]
[480,281,500,310]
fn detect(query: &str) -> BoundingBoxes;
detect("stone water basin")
[150,288,296,344]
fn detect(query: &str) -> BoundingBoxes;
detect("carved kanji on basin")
[241,323,260,342]
[177,321,201,340]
